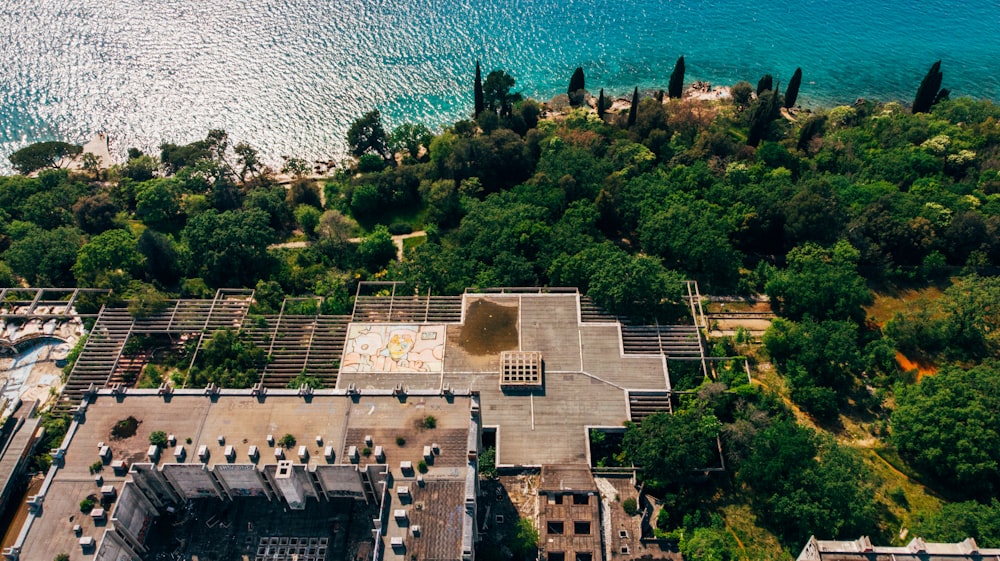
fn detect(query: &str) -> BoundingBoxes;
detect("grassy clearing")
[855,446,943,544]
[721,503,792,561]
[865,284,948,326]
[402,234,426,255]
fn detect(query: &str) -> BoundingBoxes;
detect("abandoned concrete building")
[796,535,1000,560]
[3,283,717,560]
[5,391,480,561]
[12,283,987,561]
[539,465,603,561]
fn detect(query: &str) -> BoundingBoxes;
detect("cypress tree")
[934,88,951,105]
[757,74,773,95]
[597,88,607,119]
[747,84,781,147]
[784,67,802,109]
[627,87,639,128]
[568,67,585,96]
[796,115,826,152]
[474,61,485,117]
[913,60,945,113]
[668,56,685,99]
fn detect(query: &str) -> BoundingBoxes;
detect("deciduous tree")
[623,407,722,490]
[8,141,82,174]
[482,70,521,117]
[347,110,389,160]
[765,240,871,323]
[737,421,878,547]
[4,225,84,287]
[72,193,119,234]
[892,362,1000,497]
[72,229,143,285]
[182,209,275,287]
[389,123,433,162]
[357,224,396,270]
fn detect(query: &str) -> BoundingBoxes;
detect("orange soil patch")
[895,351,937,381]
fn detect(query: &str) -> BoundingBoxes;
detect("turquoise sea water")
[1,0,998,170]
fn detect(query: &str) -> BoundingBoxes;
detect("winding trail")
[268,230,426,261]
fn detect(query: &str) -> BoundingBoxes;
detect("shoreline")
[6,85,978,176]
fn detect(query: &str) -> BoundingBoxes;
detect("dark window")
[553,494,563,504]
[573,494,589,505]
[549,553,566,561]
[548,521,565,535]
[574,521,591,535]
[576,553,593,561]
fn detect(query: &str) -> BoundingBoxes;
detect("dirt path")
[268,230,425,261]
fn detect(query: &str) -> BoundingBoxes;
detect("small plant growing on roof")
[362,447,372,457]
[622,497,639,516]
[417,460,428,473]
[279,434,297,448]
[79,497,95,513]
[396,436,406,446]
[422,415,437,429]
[149,431,168,448]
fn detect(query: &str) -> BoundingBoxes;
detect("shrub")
[89,461,103,475]
[388,222,413,235]
[279,434,297,448]
[149,431,168,448]
[362,447,372,457]
[80,498,95,513]
[418,460,428,473]
[422,415,437,429]
[294,205,322,238]
[889,487,908,507]
[656,505,671,530]
[55,554,70,561]
[358,154,386,173]
[286,372,324,390]
[479,447,498,479]
[623,497,639,516]
[396,436,406,446]
[731,81,753,108]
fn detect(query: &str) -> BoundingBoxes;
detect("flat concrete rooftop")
[15,391,477,561]
[337,293,682,466]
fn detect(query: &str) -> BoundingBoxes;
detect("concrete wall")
[129,463,180,507]
[94,529,143,561]
[314,464,365,499]
[161,464,222,499]
[110,483,157,547]
[213,464,270,498]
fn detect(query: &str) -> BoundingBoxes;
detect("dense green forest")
[4,67,1000,559]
